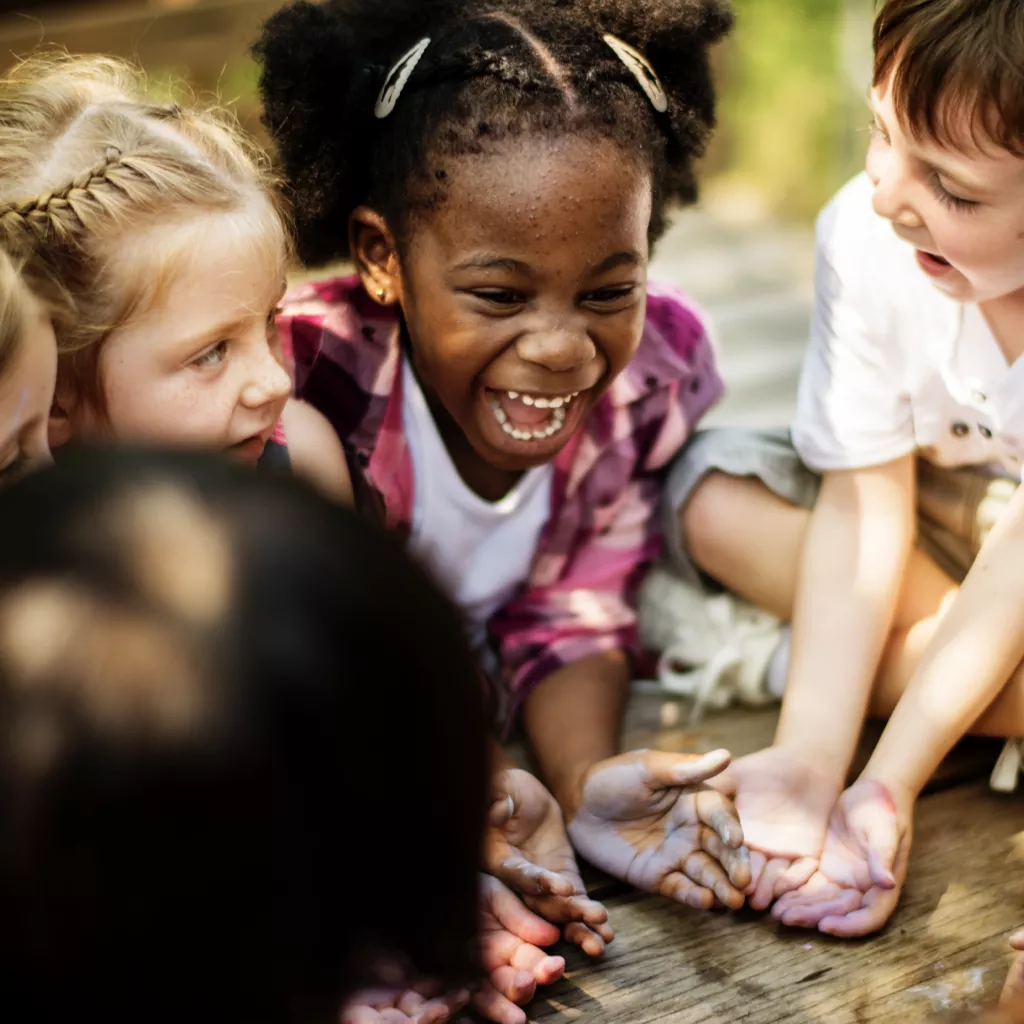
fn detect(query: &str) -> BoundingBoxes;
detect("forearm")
[864,485,1024,796]
[522,649,630,819]
[775,457,916,780]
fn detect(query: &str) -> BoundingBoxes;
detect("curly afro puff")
[255,0,733,266]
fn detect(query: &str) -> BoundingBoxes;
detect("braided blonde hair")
[0,54,289,408]
[0,248,36,380]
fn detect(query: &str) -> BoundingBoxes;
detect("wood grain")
[525,783,1023,1023]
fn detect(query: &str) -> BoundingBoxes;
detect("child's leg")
[682,469,960,630]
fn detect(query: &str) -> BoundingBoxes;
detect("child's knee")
[680,471,745,576]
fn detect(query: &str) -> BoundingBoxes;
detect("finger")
[774,889,862,929]
[490,854,578,899]
[774,857,818,898]
[819,887,900,938]
[593,918,615,943]
[396,993,427,1017]
[695,789,744,849]
[564,920,607,958]
[1011,929,1024,951]
[526,891,609,927]
[705,759,738,797]
[379,1011,412,1024]
[744,849,767,897]
[660,871,715,910]
[642,748,732,790]
[701,828,751,885]
[487,965,537,1005]
[749,857,787,912]
[472,982,528,1024]
[488,795,516,828]
[489,881,562,947]
[342,1007,384,1024]
[684,848,745,910]
[1003,952,1024,1005]
[509,943,566,984]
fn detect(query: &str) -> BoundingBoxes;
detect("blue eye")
[193,340,228,368]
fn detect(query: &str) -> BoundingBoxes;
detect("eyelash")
[928,174,980,214]
[192,340,228,368]
[867,120,980,214]
[472,286,637,308]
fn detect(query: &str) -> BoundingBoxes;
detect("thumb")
[1010,929,1024,951]
[641,748,732,790]
[488,794,516,829]
[705,759,739,797]
[850,782,900,888]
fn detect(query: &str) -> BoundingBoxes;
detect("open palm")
[486,768,612,956]
[710,746,841,909]
[567,749,751,910]
[772,780,911,937]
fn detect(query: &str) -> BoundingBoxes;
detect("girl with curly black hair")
[256,4,749,1018]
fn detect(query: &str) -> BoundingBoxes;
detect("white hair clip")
[375,37,432,119]
[603,33,668,114]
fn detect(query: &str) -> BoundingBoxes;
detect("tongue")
[494,391,551,428]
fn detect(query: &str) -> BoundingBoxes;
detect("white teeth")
[550,396,564,409]
[521,395,535,406]
[507,391,519,400]
[534,397,551,409]
[494,408,507,425]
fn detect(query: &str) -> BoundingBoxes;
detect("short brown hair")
[873,0,1024,155]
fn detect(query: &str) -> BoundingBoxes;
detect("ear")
[349,206,403,307]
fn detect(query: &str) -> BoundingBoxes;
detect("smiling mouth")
[485,389,580,442]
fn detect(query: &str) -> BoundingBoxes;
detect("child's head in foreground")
[257,0,731,479]
[867,0,1024,303]
[0,248,57,481]
[0,56,292,464]
[0,448,487,1023]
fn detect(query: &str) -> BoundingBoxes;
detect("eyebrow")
[453,254,535,276]
[453,251,644,277]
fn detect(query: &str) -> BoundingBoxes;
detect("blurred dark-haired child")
[0,448,488,1024]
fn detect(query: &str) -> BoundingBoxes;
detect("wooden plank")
[522,782,1024,1023]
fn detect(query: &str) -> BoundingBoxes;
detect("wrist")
[857,764,920,812]
[548,755,600,824]
[770,737,849,791]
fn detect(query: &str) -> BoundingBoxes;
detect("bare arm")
[281,399,354,506]
[775,456,916,783]
[864,483,1024,797]
[522,650,630,818]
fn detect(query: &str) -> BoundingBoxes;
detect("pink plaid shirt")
[278,275,722,719]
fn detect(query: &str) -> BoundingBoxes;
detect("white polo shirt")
[793,173,1024,480]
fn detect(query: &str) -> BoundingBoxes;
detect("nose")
[241,345,292,409]
[515,319,596,374]
[867,140,924,229]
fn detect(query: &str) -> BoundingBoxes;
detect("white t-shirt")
[793,173,1024,481]
[402,359,553,651]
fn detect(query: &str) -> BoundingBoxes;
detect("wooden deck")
[513,697,1022,1023]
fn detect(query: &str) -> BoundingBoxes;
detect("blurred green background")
[0,0,876,224]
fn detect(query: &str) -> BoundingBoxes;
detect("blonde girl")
[0,55,350,500]
[0,246,58,481]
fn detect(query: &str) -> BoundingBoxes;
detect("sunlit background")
[0,0,879,424]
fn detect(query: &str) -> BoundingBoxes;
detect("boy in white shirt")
[662,0,1024,936]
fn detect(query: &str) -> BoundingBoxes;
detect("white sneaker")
[638,565,784,721]
[990,739,1023,793]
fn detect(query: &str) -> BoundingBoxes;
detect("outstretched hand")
[475,875,567,1024]
[771,779,912,937]
[486,768,612,956]
[341,986,471,1024]
[1002,929,1024,1006]
[566,749,751,910]
[709,746,841,909]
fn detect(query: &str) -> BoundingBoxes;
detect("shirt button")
[979,424,993,439]
[951,421,971,438]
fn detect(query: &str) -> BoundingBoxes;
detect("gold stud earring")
[376,287,387,302]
